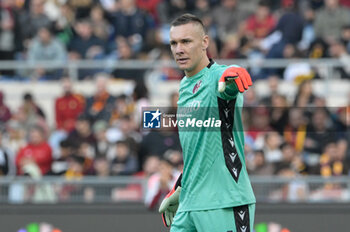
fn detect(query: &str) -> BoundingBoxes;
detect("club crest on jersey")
[192,80,202,94]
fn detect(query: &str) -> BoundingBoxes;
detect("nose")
[174,43,185,55]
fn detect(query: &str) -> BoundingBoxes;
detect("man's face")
[38,28,51,44]
[170,23,208,76]
[62,78,72,94]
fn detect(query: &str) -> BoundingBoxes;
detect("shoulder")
[209,63,227,75]
[210,63,240,76]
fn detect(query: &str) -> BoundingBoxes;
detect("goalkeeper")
[159,14,256,232]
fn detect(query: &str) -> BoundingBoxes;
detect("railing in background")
[0,58,345,81]
[0,176,349,204]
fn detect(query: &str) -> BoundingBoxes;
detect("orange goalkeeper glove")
[218,66,253,93]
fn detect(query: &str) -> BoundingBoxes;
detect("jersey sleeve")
[215,65,240,100]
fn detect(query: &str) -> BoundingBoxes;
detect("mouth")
[176,58,189,65]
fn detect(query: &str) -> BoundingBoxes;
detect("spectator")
[0,91,11,124]
[0,0,22,76]
[163,149,183,172]
[243,86,259,107]
[341,25,350,53]
[157,0,187,24]
[132,81,150,126]
[313,0,350,43]
[265,0,304,59]
[64,155,85,179]
[260,75,281,106]
[298,7,316,52]
[109,0,153,52]
[15,126,52,175]
[219,34,246,59]
[110,140,138,175]
[139,155,161,177]
[308,38,329,59]
[107,115,141,156]
[144,156,180,210]
[192,0,211,24]
[27,26,67,80]
[19,0,51,42]
[50,139,79,175]
[93,120,113,157]
[84,73,116,123]
[90,4,110,41]
[139,127,181,165]
[316,141,349,176]
[3,120,26,156]
[0,129,10,175]
[111,37,146,81]
[243,0,276,41]
[192,0,217,57]
[263,131,283,163]
[269,94,289,135]
[55,77,85,132]
[68,0,95,19]
[54,3,75,46]
[211,0,250,43]
[293,80,316,107]
[283,108,307,153]
[304,108,335,157]
[68,19,105,60]
[109,94,135,124]
[76,141,95,174]
[15,93,48,136]
[66,114,97,159]
[43,0,62,22]
[145,48,183,83]
[328,40,350,79]
[93,155,111,177]
[247,150,274,175]
[282,44,314,83]
[274,142,308,175]
[136,0,161,23]
[246,107,271,141]
[21,93,46,119]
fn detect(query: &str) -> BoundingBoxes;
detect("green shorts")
[170,204,255,232]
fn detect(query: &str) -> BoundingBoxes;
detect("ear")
[202,35,209,51]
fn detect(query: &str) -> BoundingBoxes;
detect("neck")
[185,55,210,77]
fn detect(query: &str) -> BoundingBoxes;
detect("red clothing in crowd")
[136,0,161,22]
[340,0,350,8]
[0,92,11,123]
[245,14,276,39]
[16,142,53,175]
[55,93,85,132]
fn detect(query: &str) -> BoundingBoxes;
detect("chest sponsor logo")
[192,80,202,94]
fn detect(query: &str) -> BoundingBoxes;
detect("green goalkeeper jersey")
[176,61,256,212]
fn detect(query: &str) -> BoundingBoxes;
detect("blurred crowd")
[243,77,350,177]
[0,0,349,80]
[0,75,349,204]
